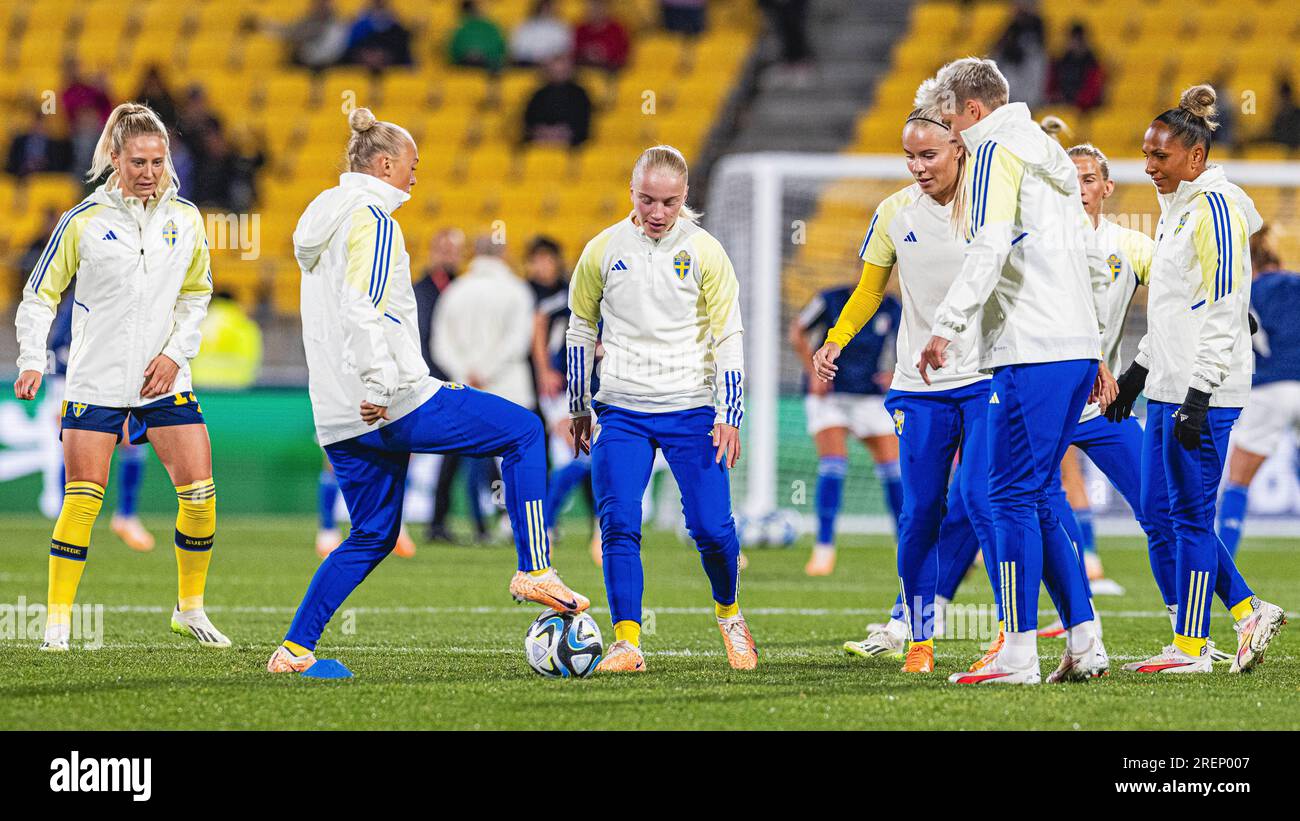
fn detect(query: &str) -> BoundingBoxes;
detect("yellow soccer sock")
[528,568,550,578]
[910,638,934,649]
[1229,597,1254,622]
[282,640,313,657]
[1173,632,1207,657]
[48,482,104,625]
[174,479,216,612]
[715,601,739,619]
[614,620,641,647]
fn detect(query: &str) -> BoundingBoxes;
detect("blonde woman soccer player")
[916,58,1114,685]
[268,108,588,673]
[566,145,754,672]
[1108,86,1286,673]
[813,98,998,673]
[14,102,226,650]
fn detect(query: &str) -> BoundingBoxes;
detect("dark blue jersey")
[542,290,601,395]
[798,287,899,396]
[48,279,77,377]
[1252,270,1300,385]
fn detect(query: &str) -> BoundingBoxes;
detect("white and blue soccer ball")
[733,509,801,548]
[524,609,604,678]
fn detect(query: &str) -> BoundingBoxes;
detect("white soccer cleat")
[170,606,232,648]
[40,622,70,652]
[1208,640,1232,664]
[844,623,907,659]
[1122,644,1211,674]
[1046,636,1109,683]
[1037,618,1066,639]
[948,655,1041,685]
[1230,598,1287,673]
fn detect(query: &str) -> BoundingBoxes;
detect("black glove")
[1173,387,1211,451]
[1104,362,1148,422]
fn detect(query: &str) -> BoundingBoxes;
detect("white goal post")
[706,153,1300,532]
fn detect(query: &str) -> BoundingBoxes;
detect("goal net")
[706,153,1300,534]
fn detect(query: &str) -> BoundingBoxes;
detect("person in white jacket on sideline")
[433,236,537,408]
[268,107,587,674]
[13,102,227,652]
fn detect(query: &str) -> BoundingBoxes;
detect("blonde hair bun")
[349,107,378,133]
[1178,85,1220,131]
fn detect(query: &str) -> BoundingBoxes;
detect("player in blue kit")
[1108,86,1285,674]
[791,287,903,577]
[1216,225,1300,555]
[918,59,1114,685]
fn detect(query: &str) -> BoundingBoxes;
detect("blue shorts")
[60,392,205,444]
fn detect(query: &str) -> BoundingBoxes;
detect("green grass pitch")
[0,514,1296,730]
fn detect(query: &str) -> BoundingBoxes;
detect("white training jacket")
[565,213,745,427]
[932,102,1109,369]
[432,254,536,407]
[1134,165,1262,408]
[15,179,212,407]
[293,172,440,446]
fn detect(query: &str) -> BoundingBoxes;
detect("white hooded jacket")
[15,179,211,407]
[1134,165,1262,408]
[293,172,440,446]
[932,102,1109,369]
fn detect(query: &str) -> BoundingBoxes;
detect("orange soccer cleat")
[111,515,155,552]
[266,645,317,673]
[718,614,759,670]
[902,643,935,673]
[968,630,1005,672]
[509,569,590,613]
[594,640,646,673]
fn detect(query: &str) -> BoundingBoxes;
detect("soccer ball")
[734,510,800,548]
[524,609,604,678]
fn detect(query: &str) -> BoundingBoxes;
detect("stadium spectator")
[524,236,568,399]
[68,108,102,185]
[1048,22,1104,112]
[177,84,224,160]
[448,0,507,72]
[268,0,350,71]
[17,208,60,286]
[523,56,593,147]
[133,65,179,129]
[759,0,813,76]
[992,1,1047,109]
[660,0,707,36]
[191,129,266,211]
[60,59,113,127]
[1209,74,1237,153]
[573,0,631,73]
[510,0,573,67]
[415,228,468,543]
[5,110,71,178]
[344,0,413,69]
[1271,79,1300,149]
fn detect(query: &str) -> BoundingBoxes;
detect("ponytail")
[346,107,414,173]
[1038,115,1072,141]
[87,102,175,192]
[1153,84,1219,154]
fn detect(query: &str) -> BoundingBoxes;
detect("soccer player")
[316,455,417,559]
[916,58,1114,685]
[1108,86,1286,673]
[267,108,587,673]
[14,102,227,650]
[1216,225,1300,555]
[812,96,998,673]
[790,285,903,577]
[566,144,754,672]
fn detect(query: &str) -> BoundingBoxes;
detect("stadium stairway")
[722,0,911,154]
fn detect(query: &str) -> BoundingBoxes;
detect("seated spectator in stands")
[5,110,71,179]
[69,108,103,185]
[177,84,224,160]
[1210,74,1237,153]
[511,0,573,67]
[60,59,113,127]
[523,56,592,147]
[660,0,707,36]
[1047,23,1104,112]
[192,130,266,211]
[270,0,350,71]
[574,0,630,73]
[993,1,1047,109]
[1271,79,1300,149]
[759,0,813,76]
[169,127,196,195]
[449,0,507,72]
[133,65,179,127]
[345,0,413,69]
